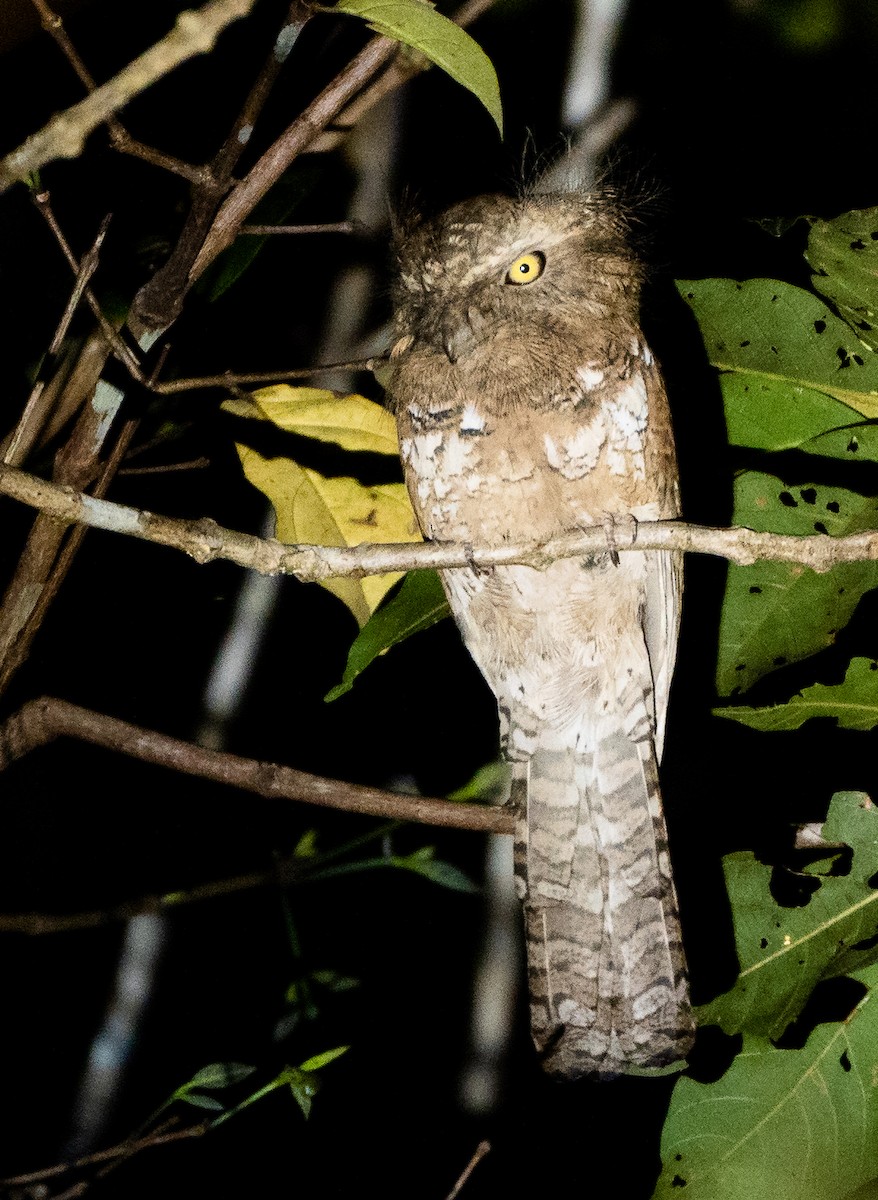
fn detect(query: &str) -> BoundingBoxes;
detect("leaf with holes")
[325,569,448,701]
[655,961,878,1200]
[807,206,878,352]
[678,277,878,418]
[715,658,878,732]
[801,421,878,463]
[332,0,502,134]
[697,792,878,1039]
[715,472,878,696]
[236,447,421,626]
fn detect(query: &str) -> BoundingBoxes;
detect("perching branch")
[2,462,878,578]
[0,697,512,835]
[0,0,261,191]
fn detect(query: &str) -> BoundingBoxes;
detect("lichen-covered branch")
[2,462,878,578]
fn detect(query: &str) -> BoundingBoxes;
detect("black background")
[2,1,878,1195]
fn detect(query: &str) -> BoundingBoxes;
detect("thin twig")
[239,221,360,235]
[0,697,513,835]
[130,1,313,332]
[28,0,208,184]
[0,0,261,190]
[32,191,144,380]
[4,214,112,466]
[119,457,210,476]
[444,1141,492,1200]
[1,463,877,579]
[0,1119,205,1188]
[154,357,381,393]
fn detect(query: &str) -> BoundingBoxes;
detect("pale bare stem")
[444,1141,492,1200]
[153,357,382,393]
[3,463,878,576]
[0,697,513,835]
[3,214,112,467]
[0,0,262,191]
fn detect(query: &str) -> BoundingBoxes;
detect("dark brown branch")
[0,697,514,835]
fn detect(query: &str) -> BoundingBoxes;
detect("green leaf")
[185,1062,256,1089]
[715,658,878,733]
[802,422,878,463]
[697,792,878,1038]
[446,759,511,803]
[325,569,449,701]
[395,845,478,893]
[715,472,878,696]
[806,206,878,351]
[843,1180,878,1200]
[678,277,878,417]
[299,1044,349,1072]
[294,829,319,859]
[656,962,878,1200]
[288,1071,317,1119]
[181,1094,225,1111]
[719,373,862,451]
[310,844,477,892]
[332,0,502,134]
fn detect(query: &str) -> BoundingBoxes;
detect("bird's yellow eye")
[505,251,545,285]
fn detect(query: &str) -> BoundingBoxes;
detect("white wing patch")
[459,403,486,433]
[605,374,649,479]
[576,364,605,390]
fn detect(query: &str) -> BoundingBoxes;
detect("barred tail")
[513,716,694,1079]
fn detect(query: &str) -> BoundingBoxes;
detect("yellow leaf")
[237,445,421,626]
[230,385,400,456]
